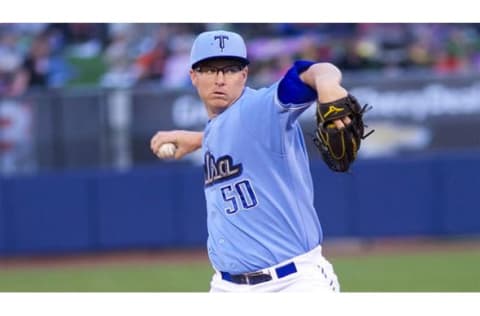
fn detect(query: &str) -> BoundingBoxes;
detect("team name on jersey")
[204,151,243,187]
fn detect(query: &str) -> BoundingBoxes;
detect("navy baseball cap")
[190,30,250,69]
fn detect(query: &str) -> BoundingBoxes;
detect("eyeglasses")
[194,64,245,76]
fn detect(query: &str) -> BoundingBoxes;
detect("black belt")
[220,262,297,285]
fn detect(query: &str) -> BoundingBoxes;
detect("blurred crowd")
[1,23,480,96]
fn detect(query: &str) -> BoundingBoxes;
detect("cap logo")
[214,35,229,51]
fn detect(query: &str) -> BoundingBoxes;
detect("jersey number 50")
[220,179,258,214]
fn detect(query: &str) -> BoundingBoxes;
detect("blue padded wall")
[3,173,91,254]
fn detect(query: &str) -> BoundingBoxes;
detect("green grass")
[1,250,479,292]
[0,263,213,292]
[332,250,480,292]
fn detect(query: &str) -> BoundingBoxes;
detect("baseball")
[157,143,177,159]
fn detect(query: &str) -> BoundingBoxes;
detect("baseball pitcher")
[151,30,372,292]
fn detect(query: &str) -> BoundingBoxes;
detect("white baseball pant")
[209,245,340,292]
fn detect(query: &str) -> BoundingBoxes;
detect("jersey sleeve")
[238,60,318,154]
[276,60,318,111]
[236,85,287,155]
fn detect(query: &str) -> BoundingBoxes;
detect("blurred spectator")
[433,25,471,75]
[0,31,25,96]
[0,28,73,96]
[100,23,140,88]
[63,23,107,58]
[134,25,169,84]
[17,31,72,92]
[161,34,194,88]
[21,33,51,87]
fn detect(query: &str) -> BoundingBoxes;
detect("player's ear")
[189,69,198,87]
[241,66,248,83]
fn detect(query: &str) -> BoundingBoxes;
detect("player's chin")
[209,100,231,111]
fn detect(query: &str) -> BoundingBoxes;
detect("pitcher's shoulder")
[243,83,279,98]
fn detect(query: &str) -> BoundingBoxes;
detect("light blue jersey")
[203,61,322,274]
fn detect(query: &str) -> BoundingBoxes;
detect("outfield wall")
[0,151,479,256]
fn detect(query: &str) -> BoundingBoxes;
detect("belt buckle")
[245,270,271,285]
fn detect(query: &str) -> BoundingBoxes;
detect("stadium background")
[0,23,479,291]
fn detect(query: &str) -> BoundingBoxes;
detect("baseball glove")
[313,94,374,172]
